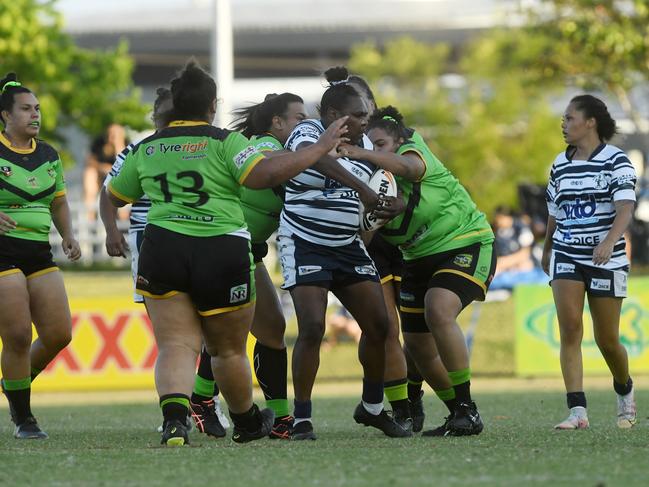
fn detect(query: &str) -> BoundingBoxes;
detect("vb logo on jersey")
[230,284,248,303]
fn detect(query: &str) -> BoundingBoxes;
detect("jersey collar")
[0,131,36,154]
[168,120,210,127]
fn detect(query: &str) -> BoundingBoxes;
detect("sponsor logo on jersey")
[234,146,259,169]
[255,141,278,151]
[560,195,598,225]
[555,263,575,274]
[354,265,376,276]
[453,254,473,268]
[567,235,600,246]
[230,284,248,303]
[26,176,39,188]
[298,265,322,276]
[0,166,12,177]
[158,140,208,155]
[145,145,155,156]
[590,278,611,291]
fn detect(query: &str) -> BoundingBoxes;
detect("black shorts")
[251,242,269,264]
[367,234,404,284]
[550,251,628,298]
[136,224,255,316]
[278,234,379,290]
[400,241,496,333]
[0,235,58,279]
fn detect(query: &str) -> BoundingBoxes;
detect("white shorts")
[128,229,145,303]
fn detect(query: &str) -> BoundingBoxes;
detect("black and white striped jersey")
[103,143,149,232]
[280,119,374,246]
[546,143,636,269]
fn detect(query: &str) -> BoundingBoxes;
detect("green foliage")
[350,38,564,216]
[350,0,649,215]
[0,0,149,158]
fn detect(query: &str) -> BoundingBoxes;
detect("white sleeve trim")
[613,190,636,202]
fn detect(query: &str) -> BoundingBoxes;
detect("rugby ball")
[359,169,398,232]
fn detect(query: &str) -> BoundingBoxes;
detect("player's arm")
[541,216,556,275]
[107,151,143,208]
[242,117,348,189]
[51,195,81,261]
[338,144,425,182]
[99,186,129,258]
[593,200,635,266]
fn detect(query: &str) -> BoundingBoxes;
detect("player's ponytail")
[368,106,410,141]
[319,66,361,116]
[170,59,216,122]
[231,92,303,138]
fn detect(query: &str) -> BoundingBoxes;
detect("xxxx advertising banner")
[515,277,649,376]
[0,296,256,391]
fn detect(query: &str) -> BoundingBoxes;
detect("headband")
[1,81,21,93]
[330,78,349,87]
[382,115,398,124]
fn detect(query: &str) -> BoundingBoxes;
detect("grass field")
[0,385,647,487]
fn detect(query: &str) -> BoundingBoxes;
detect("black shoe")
[14,417,48,439]
[270,415,293,440]
[422,415,452,437]
[291,420,316,441]
[393,408,414,435]
[409,391,425,433]
[160,419,189,446]
[191,399,226,438]
[353,403,412,438]
[446,401,483,436]
[232,406,274,444]
[1,381,17,424]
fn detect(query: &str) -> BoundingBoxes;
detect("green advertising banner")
[515,277,649,376]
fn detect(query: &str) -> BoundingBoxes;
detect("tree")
[0,0,149,160]
[349,38,564,216]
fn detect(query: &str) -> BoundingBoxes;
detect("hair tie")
[1,81,21,93]
[382,115,398,124]
[330,78,349,87]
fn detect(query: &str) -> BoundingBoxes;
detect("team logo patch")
[0,166,12,177]
[298,265,322,276]
[555,263,575,274]
[400,292,416,302]
[145,145,156,156]
[354,265,376,276]
[233,146,259,169]
[136,275,150,286]
[593,173,607,190]
[453,254,473,268]
[590,278,611,291]
[230,284,248,303]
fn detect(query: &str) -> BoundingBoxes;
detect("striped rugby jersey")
[280,119,374,246]
[546,143,636,269]
[103,143,149,232]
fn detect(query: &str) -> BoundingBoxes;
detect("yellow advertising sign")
[0,297,256,391]
[515,277,649,376]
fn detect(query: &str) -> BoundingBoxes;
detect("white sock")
[362,401,383,416]
[293,417,312,426]
[570,406,587,417]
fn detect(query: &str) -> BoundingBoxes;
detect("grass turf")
[0,389,647,487]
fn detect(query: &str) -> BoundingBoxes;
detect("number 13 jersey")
[109,121,265,237]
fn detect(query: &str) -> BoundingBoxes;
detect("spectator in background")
[489,206,548,291]
[84,123,127,219]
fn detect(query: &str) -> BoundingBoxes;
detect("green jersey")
[0,133,66,241]
[380,135,493,260]
[240,134,284,243]
[109,121,265,238]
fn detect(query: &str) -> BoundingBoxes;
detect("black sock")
[444,399,457,414]
[230,404,260,432]
[253,342,288,401]
[614,377,633,396]
[294,399,312,420]
[362,378,383,405]
[453,381,472,404]
[159,394,190,424]
[191,346,215,403]
[391,398,410,417]
[4,387,32,424]
[566,391,587,409]
[407,373,424,402]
